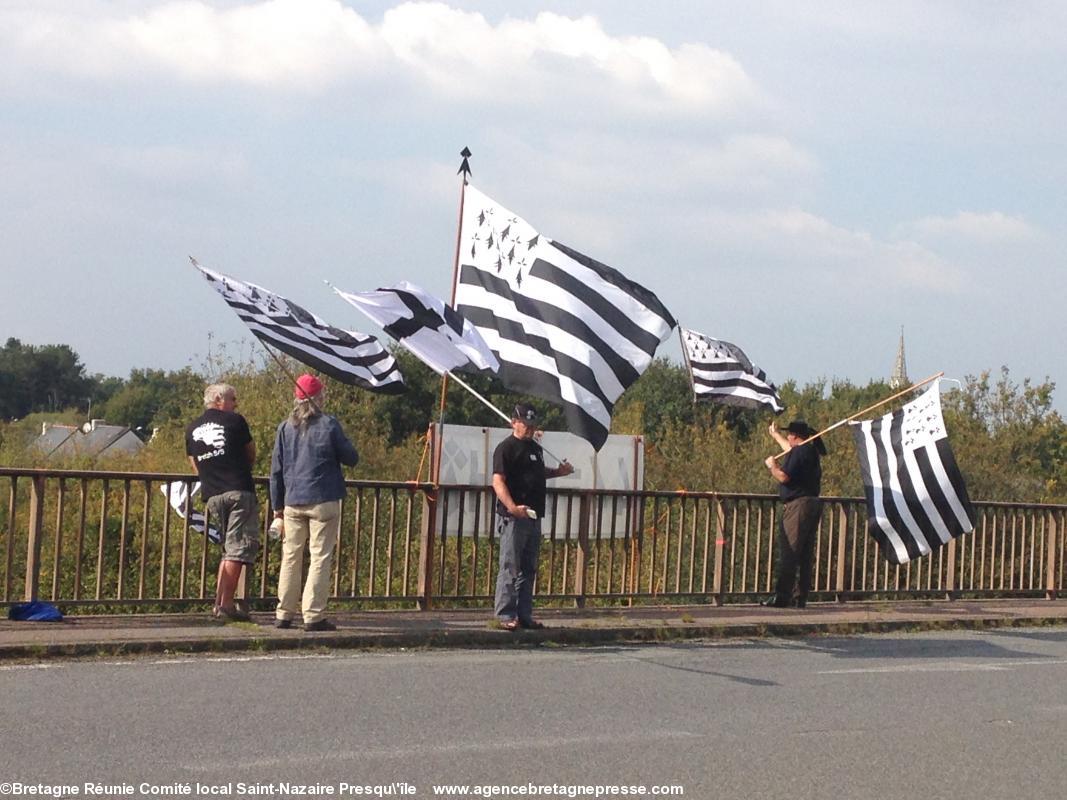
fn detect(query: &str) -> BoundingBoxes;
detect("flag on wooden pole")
[453,184,676,450]
[850,383,975,564]
[332,281,499,376]
[192,260,404,393]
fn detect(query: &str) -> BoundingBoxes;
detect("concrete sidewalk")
[2,599,1067,660]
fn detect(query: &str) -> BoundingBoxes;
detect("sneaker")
[274,618,293,629]
[303,618,337,632]
[213,605,252,622]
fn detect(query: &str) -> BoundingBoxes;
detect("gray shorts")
[206,490,260,564]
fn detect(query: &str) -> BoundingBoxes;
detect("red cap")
[294,374,323,400]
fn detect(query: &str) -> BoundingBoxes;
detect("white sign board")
[434,424,644,538]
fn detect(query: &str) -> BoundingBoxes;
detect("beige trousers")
[276,500,341,624]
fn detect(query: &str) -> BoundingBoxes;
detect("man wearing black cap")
[492,403,574,631]
[763,420,826,608]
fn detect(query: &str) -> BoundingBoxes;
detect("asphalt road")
[3,629,1067,799]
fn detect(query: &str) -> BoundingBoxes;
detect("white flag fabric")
[160,481,220,544]
[193,261,404,394]
[681,327,783,412]
[332,281,499,376]
[850,383,975,564]
[454,184,676,450]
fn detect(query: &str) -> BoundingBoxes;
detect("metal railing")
[1,468,1064,610]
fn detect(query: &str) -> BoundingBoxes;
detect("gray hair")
[289,395,323,430]
[203,383,236,408]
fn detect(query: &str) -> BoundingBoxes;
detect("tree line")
[1,336,1064,503]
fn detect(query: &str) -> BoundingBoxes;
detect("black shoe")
[274,618,293,629]
[760,595,791,608]
[304,619,337,632]
[794,598,807,609]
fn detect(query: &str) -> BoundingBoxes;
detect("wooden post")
[945,536,957,599]
[24,476,46,602]
[835,503,847,600]
[573,492,590,608]
[1046,510,1059,600]
[712,498,725,606]
[417,423,438,611]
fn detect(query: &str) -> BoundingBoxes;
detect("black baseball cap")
[512,403,538,424]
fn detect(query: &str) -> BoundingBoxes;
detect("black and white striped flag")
[332,281,499,376]
[454,184,676,450]
[160,481,220,544]
[850,383,975,564]
[193,261,404,394]
[681,327,783,412]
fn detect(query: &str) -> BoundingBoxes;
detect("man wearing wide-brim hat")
[762,420,826,608]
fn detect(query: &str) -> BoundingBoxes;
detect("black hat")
[512,403,538,424]
[782,420,826,455]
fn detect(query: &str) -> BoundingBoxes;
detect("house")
[34,420,145,459]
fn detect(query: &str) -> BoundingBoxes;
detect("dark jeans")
[494,515,541,623]
[774,496,823,602]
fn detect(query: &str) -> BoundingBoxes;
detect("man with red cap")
[269,374,359,631]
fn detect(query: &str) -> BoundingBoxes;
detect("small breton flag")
[680,327,783,412]
[160,481,220,544]
[454,184,676,450]
[850,382,975,564]
[192,260,404,394]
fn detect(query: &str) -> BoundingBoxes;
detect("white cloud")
[905,211,1041,243]
[0,0,761,114]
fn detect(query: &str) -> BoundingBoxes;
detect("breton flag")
[850,383,975,564]
[681,327,783,412]
[332,281,499,376]
[160,481,220,544]
[192,260,403,394]
[454,184,676,450]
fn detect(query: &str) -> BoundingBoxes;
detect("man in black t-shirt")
[185,382,259,621]
[763,420,825,608]
[492,403,574,630]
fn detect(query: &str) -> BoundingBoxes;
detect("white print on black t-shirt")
[191,422,228,461]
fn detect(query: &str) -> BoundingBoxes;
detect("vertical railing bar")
[116,482,130,601]
[647,497,659,595]
[592,494,604,594]
[198,501,209,602]
[138,480,151,600]
[740,502,750,595]
[436,489,449,600]
[51,478,66,601]
[469,488,481,597]
[386,490,397,597]
[453,489,466,597]
[333,496,345,598]
[351,490,363,596]
[403,490,414,597]
[368,487,381,597]
[3,477,16,602]
[159,484,171,600]
[685,496,697,595]
[179,482,192,599]
[75,479,87,601]
[95,479,109,601]
[608,493,619,595]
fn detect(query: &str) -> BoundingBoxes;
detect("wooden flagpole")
[431,147,473,486]
[678,327,698,407]
[190,256,321,413]
[771,371,944,460]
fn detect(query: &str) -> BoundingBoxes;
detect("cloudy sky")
[2,0,1064,409]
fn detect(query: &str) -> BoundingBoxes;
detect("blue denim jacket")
[269,414,359,509]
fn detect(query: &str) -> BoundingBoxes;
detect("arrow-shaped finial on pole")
[458,146,472,179]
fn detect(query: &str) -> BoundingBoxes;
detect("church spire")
[889,326,909,389]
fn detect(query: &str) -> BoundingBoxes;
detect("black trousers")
[774,496,823,602]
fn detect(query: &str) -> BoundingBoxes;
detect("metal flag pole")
[771,371,944,460]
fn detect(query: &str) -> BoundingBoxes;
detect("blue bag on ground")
[8,601,63,621]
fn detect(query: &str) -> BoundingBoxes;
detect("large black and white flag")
[681,327,783,412]
[454,184,677,450]
[850,383,975,564]
[332,281,499,376]
[193,261,404,394]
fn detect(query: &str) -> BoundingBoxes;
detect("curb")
[3,614,1065,661]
